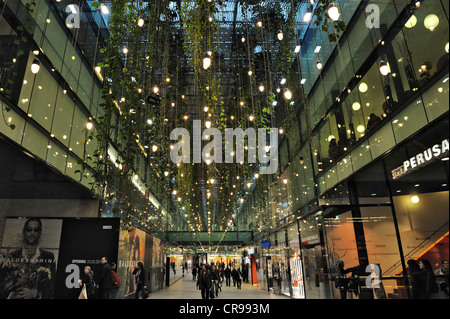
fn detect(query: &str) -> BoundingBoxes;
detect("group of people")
[408,258,449,299]
[193,262,247,299]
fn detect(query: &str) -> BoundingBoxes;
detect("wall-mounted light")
[31,58,40,74]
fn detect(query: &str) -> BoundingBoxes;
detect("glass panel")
[368,122,396,159]
[46,140,67,173]
[422,73,450,122]
[351,140,372,172]
[27,65,58,132]
[0,103,26,144]
[51,88,75,147]
[391,98,428,143]
[69,106,88,158]
[21,123,48,160]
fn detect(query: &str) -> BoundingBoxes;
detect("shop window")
[399,0,449,93]
[421,73,449,122]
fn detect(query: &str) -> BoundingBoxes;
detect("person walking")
[197,264,212,300]
[236,267,242,289]
[231,266,237,287]
[407,259,426,299]
[211,265,221,297]
[132,261,147,299]
[419,259,439,299]
[224,266,231,287]
[192,265,197,281]
[99,257,113,299]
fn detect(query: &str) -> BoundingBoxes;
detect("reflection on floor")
[148,274,290,299]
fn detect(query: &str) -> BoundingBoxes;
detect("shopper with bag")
[132,261,148,299]
[78,266,95,299]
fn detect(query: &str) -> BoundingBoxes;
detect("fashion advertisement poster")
[0,218,62,299]
[117,226,146,298]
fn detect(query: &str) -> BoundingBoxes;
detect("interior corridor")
[148,274,290,300]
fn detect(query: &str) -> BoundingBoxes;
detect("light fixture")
[356,124,365,133]
[294,45,301,53]
[303,6,313,22]
[424,14,439,31]
[284,89,292,100]
[205,117,212,129]
[203,53,212,70]
[446,42,449,53]
[283,178,288,185]
[404,15,417,28]
[316,59,323,70]
[164,171,169,177]
[327,3,340,21]
[86,119,94,131]
[249,115,254,121]
[277,30,284,41]
[411,195,420,204]
[327,135,335,142]
[153,86,159,94]
[100,4,109,14]
[258,84,265,92]
[241,36,246,43]
[257,21,262,28]
[122,47,128,54]
[358,82,368,93]
[31,58,40,74]
[352,101,361,111]
[137,18,145,27]
[379,60,390,76]
[265,145,270,152]
[152,145,158,152]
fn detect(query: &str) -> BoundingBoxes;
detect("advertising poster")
[0,218,62,299]
[290,251,305,299]
[117,226,146,299]
[54,218,120,299]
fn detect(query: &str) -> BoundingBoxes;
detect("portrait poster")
[0,218,62,299]
[117,226,146,299]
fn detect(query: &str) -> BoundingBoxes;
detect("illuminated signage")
[392,138,449,180]
[260,240,271,248]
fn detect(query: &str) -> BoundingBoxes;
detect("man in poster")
[0,218,56,299]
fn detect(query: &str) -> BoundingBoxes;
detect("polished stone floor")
[149,274,290,299]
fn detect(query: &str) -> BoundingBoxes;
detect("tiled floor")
[149,275,290,299]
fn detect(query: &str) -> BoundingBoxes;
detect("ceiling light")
[352,101,361,111]
[316,59,323,70]
[137,18,145,27]
[424,14,439,31]
[284,89,292,100]
[205,117,212,129]
[358,82,368,93]
[203,54,212,70]
[404,15,417,28]
[411,195,420,204]
[277,30,284,41]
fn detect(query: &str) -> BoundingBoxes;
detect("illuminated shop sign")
[260,240,271,248]
[391,138,449,180]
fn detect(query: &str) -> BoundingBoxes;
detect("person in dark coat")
[407,259,426,299]
[79,266,96,299]
[197,264,212,299]
[99,257,113,299]
[224,266,232,287]
[419,259,439,299]
[132,261,147,299]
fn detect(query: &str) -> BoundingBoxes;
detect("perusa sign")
[392,138,449,180]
